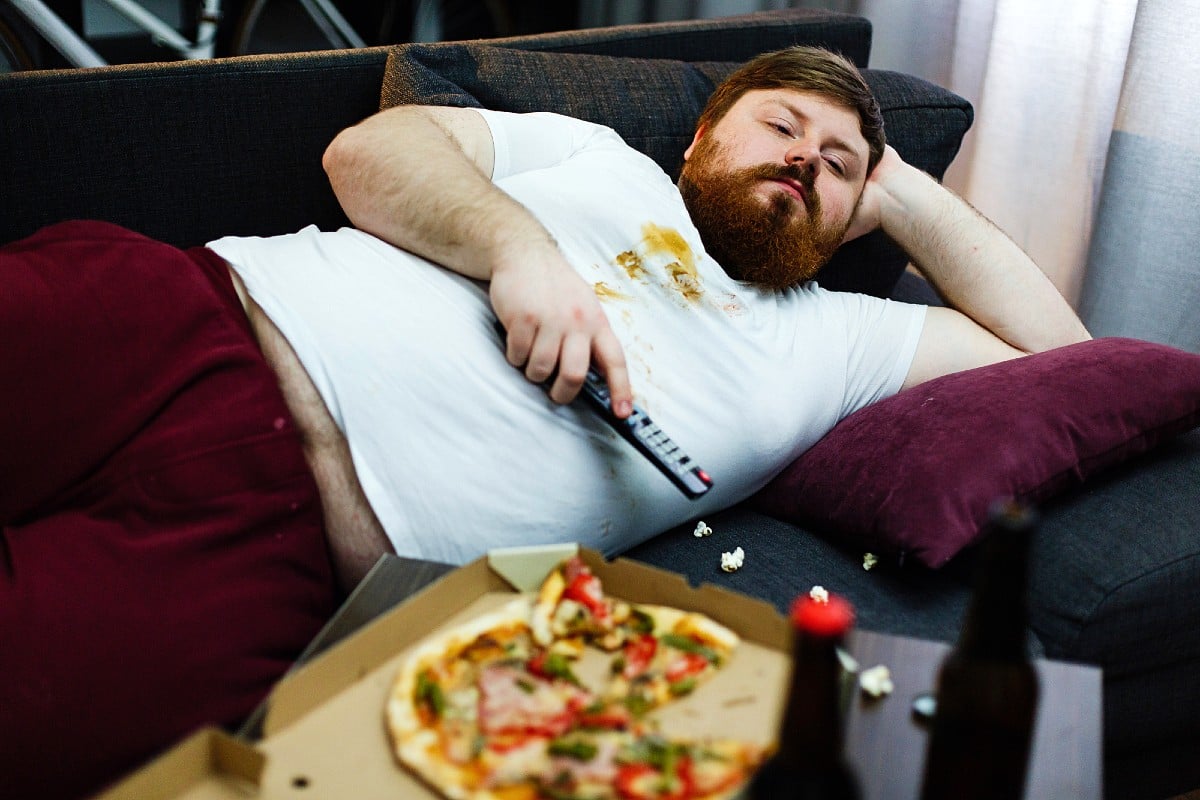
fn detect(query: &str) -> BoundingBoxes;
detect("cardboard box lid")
[94,728,263,800]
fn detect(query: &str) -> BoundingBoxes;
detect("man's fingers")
[524,328,561,384]
[593,331,632,419]
[501,318,533,367]
[548,333,590,405]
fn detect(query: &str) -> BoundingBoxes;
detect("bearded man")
[310,45,1088,578]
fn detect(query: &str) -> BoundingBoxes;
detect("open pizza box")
[97,544,796,799]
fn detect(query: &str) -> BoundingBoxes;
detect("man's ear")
[683,124,706,161]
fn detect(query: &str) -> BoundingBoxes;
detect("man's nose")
[785,140,820,175]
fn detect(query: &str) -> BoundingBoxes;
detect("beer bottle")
[920,500,1040,800]
[744,592,861,800]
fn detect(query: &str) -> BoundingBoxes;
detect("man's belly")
[225,263,393,590]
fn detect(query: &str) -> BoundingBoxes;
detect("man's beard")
[679,135,851,290]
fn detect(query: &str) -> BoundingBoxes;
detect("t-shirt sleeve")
[836,293,927,419]
[475,108,626,180]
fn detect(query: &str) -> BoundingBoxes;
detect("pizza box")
[93,728,264,800]
[97,544,796,799]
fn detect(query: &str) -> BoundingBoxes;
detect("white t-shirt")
[208,109,925,564]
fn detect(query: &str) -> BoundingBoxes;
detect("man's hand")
[842,144,905,244]
[491,249,633,418]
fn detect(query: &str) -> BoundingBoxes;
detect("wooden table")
[845,629,1103,799]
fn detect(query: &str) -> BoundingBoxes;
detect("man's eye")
[825,157,846,176]
[768,121,792,136]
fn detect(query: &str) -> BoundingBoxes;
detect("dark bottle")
[920,500,1041,800]
[743,592,861,800]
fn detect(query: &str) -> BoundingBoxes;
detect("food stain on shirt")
[641,223,695,272]
[666,262,703,303]
[593,281,631,301]
[612,223,704,303]
[615,250,646,280]
[641,222,703,303]
[719,293,745,317]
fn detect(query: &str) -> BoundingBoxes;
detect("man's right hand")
[491,250,633,419]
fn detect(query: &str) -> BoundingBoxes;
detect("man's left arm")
[845,146,1091,390]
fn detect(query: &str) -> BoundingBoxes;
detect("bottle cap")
[790,593,855,637]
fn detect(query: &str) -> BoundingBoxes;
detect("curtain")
[1078,0,1200,351]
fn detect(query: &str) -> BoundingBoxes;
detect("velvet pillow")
[379,43,972,299]
[750,338,1200,568]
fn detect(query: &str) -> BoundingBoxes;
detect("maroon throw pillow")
[750,338,1200,568]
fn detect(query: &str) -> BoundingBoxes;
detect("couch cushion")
[751,337,1200,569]
[380,44,972,299]
[623,506,974,646]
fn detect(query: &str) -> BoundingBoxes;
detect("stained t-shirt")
[208,109,925,564]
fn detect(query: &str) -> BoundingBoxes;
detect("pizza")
[386,555,766,800]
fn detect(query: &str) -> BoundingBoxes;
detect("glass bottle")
[920,500,1040,800]
[743,592,861,800]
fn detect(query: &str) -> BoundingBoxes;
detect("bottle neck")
[775,628,846,763]
[956,523,1033,661]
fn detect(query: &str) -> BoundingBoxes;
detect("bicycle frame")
[7,0,365,67]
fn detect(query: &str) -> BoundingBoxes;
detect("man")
[1,46,1086,798]
[282,45,1088,579]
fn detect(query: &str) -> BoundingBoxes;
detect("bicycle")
[0,0,370,71]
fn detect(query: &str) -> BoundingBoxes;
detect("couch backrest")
[379,43,971,298]
[0,49,390,248]
[0,9,869,249]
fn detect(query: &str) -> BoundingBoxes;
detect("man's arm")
[845,146,1091,390]
[322,105,632,416]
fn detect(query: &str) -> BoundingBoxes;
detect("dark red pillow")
[750,338,1200,568]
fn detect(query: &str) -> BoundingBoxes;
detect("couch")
[3,9,1199,799]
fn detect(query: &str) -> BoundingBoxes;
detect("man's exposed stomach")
[225,262,393,591]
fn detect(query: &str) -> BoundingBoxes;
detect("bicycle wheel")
[0,3,39,72]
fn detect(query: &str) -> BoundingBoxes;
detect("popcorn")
[720,547,745,572]
[809,585,830,604]
[862,552,878,571]
[693,520,714,537]
[859,665,894,698]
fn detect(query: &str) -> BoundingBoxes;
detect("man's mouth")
[765,176,809,208]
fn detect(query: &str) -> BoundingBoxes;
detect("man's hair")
[696,46,886,175]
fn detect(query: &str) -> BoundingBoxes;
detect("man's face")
[678,89,871,289]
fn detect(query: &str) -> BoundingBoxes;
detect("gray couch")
[3,9,1198,799]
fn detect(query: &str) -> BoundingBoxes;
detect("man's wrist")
[874,161,940,238]
[488,233,561,280]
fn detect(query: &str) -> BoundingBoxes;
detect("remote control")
[494,320,713,499]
